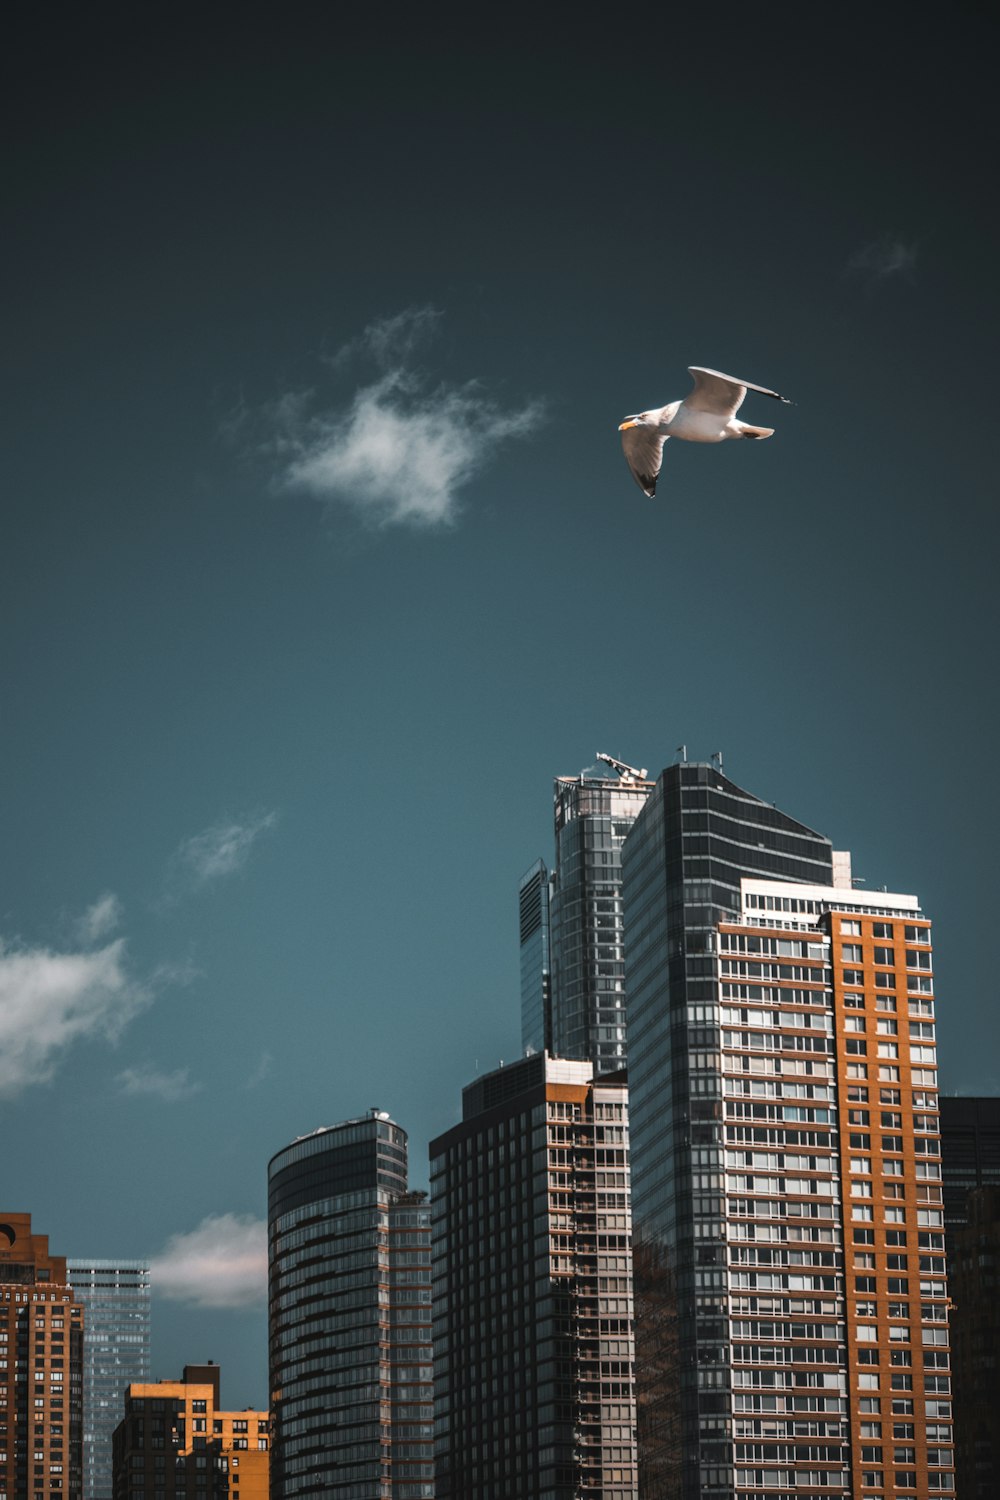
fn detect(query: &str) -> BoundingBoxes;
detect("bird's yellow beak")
[618,419,638,431]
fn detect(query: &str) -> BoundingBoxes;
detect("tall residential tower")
[267,1113,433,1500]
[621,760,953,1500]
[430,1054,636,1499]
[0,1213,84,1500]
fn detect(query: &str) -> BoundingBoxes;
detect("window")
[842,945,863,962]
[874,947,895,966]
[842,921,862,936]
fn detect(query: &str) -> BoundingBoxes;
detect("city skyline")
[3,6,998,1412]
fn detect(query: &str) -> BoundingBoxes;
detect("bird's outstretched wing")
[686,366,791,418]
[621,425,667,497]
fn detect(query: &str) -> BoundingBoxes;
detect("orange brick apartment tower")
[714,882,954,1500]
[0,1213,84,1500]
[621,762,955,1500]
[112,1365,268,1500]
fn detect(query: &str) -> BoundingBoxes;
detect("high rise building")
[939,1096,1000,1229]
[0,1212,84,1500]
[939,1097,1000,1500]
[430,1053,637,1499]
[111,1363,268,1500]
[518,858,552,1056]
[67,1260,151,1500]
[621,760,954,1500]
[546,759,652,1074]
[267,1113,433,1500]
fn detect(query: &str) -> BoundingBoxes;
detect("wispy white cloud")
[76,892,123,944]
[172,811,277,888]
[847,235,918,283]
[117,1063,201,1102]
[245,1050,273,1089]
[150,1214,267,1309]
[0,937,150,1098]
[258,306,544,529]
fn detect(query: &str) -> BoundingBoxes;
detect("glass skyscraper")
[547,764,652,1074]
[67,1260,151,1500]
[518,858,552,1056]
[267,1112,434,1500]
[622,760,954,1500]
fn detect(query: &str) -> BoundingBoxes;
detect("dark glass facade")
[67,1260,151,1500]
[549,771,652,1075]
[939,1096,1000,1229]
[940,1099,1000,1500]
[621,763,836,1499]
[267,1114,433,1500]
[519,859,552,1057]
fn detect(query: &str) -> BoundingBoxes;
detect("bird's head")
[618,413,646,431]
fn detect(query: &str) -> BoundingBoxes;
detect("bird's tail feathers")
[736,423,775,440]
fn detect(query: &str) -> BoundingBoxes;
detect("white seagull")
[619,366,792,497]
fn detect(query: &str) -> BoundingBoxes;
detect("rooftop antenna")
[596,751,648,782]
[676,744,687,763]
[711,750,724,772]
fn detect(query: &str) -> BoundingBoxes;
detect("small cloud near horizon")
[0,935,150,1097]
[847,234,918,284]
[117,1063,202,1102]
[171,811,278,890]
[150,1214,267,1309]
[238,306,544,530]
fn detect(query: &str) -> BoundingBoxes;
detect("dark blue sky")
[2,5,997,1407]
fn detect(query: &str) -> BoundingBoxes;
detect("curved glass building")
[267,1112,433,1500]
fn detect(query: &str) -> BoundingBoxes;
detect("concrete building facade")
[430,1053,636,1499]
[112,1364,268,1500]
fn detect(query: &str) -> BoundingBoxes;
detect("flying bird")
[619,366,792,497]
